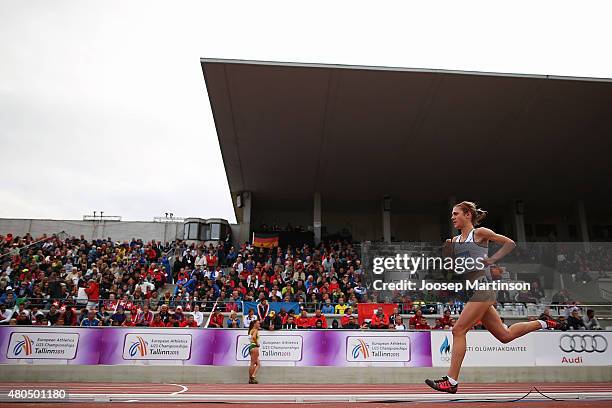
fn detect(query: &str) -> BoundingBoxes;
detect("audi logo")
[559,334,608,353]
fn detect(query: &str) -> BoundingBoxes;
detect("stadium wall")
[0,218,184,243]
[1,326,610,383]
[2,326,610,367]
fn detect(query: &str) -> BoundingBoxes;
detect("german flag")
[252,232,279,248]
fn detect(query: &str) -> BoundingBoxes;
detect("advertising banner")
[430,330,535,367]
[122,332,192,361]
[0,327,431,367]
[3,326,610,368]
[0,327,100,365]
[534,331,612,366]
[236,333,303,362]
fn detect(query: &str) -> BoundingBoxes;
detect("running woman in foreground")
[425,201,563,394]
[248,320,260,384]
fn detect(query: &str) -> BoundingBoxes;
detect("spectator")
[583,309,601,330]
[166,314,181,327]
[15,310,31,325]
[567,307,586,330]
[276,308,289,325]
[149,313,166,327]
[139,304,154,326]
[438,308,455,329]
[340,307,354,327]
[61,307,78,326]
[538,307,553,322]
[415,317,431,330]
[192,305,204,327]
[409,308,424,329]
[343,315,360,329]
[173,306,185,322]
[0,304,12,325]
[551,289,570,305]
[282,314,297,329]
[321,299,335,314]
[126,306,142,326]
[263,310,282,331]
[388,307,401,326]
[393,316,406,330]
[296,310,311,329]
[181,314,198,328]
[310,309,328,329]
[227,310,240,328]
[208,310,225,328]
[0,286,14,305]
[243,308,258,328]
[84,278,100,310]
[370,306,389,329]
[334,298,349,315]
[80,309,101,327]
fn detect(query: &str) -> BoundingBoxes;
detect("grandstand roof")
[201,59,612,219]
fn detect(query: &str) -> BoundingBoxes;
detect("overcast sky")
[1,1,611,223]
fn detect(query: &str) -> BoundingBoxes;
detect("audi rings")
[559,334,608,353]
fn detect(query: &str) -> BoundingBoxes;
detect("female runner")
[248,320,260,384]
[425,201,561,393]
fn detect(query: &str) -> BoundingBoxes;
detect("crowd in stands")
[505,242,612,281]
[0,233,604,330]
[538,304,602,330]
[556,244,612,282]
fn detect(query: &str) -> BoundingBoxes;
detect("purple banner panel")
[0,326,432,367]
[0,326,101,365]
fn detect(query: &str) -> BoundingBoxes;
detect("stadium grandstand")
[1,231,611,329]
[1,60,611,404]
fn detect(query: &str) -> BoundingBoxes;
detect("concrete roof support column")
[382,196,391,243]
[577,200,590,252]
[314,192,322,246]
[239,192,252,245]
[448,196,457,237]
[512,200,527,249]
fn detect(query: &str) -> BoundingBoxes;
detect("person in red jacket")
[370,306,390,329]
[409,307,424,329]
[340,307,354,327]
[180,314,198,328]
[208,310,224,328]
[310,309,328,329]
[140,304,154,326]
[166,314,181,327]
[206,252,218,271]
[295,310,312,329]
[85,279,100,310]
[415,316,431,330]
[149,314,166,327]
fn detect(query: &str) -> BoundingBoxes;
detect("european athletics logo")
[128,336,148,357]
[13,335,34,356]
[351,339,370,359]
[241,344,251,359]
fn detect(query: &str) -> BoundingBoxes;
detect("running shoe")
[425,376,458,394]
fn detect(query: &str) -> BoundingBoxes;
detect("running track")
[1,382,612,406]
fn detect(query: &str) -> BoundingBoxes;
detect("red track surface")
[1,382,612,394]
[3,403,612,408]
[1,382,611,406]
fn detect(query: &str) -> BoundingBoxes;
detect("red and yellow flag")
[252,233,279,248]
